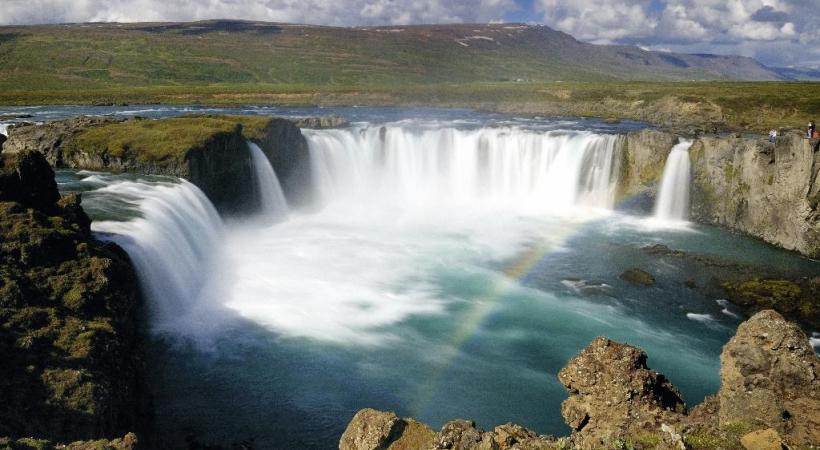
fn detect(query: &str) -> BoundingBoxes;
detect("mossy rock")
[620,268,656,286]
[722,279,818,328]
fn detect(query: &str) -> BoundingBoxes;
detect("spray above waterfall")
[654,139,693,222]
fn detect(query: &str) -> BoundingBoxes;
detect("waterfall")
[654,139,693,222]
[91,179,229,339]
[305,127,622,213]
[0,123,8,137]
[247,141,289,221]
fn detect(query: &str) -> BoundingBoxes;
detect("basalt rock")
[0,151,147,444]
[689,130,820,257]
[719,310,820,447]
[558,337,686,448]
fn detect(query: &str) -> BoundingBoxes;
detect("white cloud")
[536,0,820,68]
[0,0,516,26]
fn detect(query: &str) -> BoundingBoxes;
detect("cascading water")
[654,139,693,222]
[247,141,289,221]
[0,123,8,136]
[90,178,229,341]
[306,126,622,212]
[58,117,801,450]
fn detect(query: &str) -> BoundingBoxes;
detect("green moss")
[41,369,97,414]
[723,164,734,180]
[723,278,819,330]
[723,421,751,437]
[73,115,273,162]
[683,432,738,450]
[767,175,774,185]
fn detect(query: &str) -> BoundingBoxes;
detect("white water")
[247,141,289,221]
[307,127,623,213]
[91,179,230,340]
[654,140,693,222]
[0,123,8,136]
[89,125,627,344]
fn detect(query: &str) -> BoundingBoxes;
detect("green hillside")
[0,20,781,94]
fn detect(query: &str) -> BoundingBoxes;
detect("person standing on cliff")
[809,121,816,139]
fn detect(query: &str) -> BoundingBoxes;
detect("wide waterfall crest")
[91,179,229,340]
[305,126,622,213]
[654,139,693,222]
[247,141,289,221]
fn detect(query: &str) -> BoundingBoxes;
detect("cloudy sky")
[0,0,817,69]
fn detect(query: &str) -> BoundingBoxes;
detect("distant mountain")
[0,20,784,91]
[773,67,820,81]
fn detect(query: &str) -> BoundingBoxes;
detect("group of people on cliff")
[810,121,818,139]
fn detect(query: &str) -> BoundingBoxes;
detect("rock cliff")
[689,131,820,257]
[617,129,820,258]
[339,310,820,450]
[1,115,321,215]
[0,151,146,446]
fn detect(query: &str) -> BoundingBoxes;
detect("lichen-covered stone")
[557,337,686,448]
[719,310,820,447]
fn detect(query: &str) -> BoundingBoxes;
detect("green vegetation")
[0,21,818,132]
[722,279,819,328]
[0,151,144,442]
[73,115,271,161]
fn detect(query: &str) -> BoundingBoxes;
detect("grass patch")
[73,115,272,161]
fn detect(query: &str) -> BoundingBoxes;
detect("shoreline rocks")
[340,310,820,450]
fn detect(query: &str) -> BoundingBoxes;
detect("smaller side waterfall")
[654,139,693,221]
[248,141,289,221]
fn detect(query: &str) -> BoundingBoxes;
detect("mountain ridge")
[0,19,784,90]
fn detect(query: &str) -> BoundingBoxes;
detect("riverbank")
[0,82,819,134]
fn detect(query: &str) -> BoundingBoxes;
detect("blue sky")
[1,0,817,69]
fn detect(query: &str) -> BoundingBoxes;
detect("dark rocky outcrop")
[249,118,313,207]
[341,310,820,450]
[0,151,146,445]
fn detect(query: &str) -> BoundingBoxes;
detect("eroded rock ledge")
[340,310,819,450]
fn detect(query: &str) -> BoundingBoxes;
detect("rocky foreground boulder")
[0,151,145,447]
[558,337,686,448]
[340,310,820,450]
[719,310,819,446]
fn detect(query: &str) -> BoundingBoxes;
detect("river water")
[28,106,818,449]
